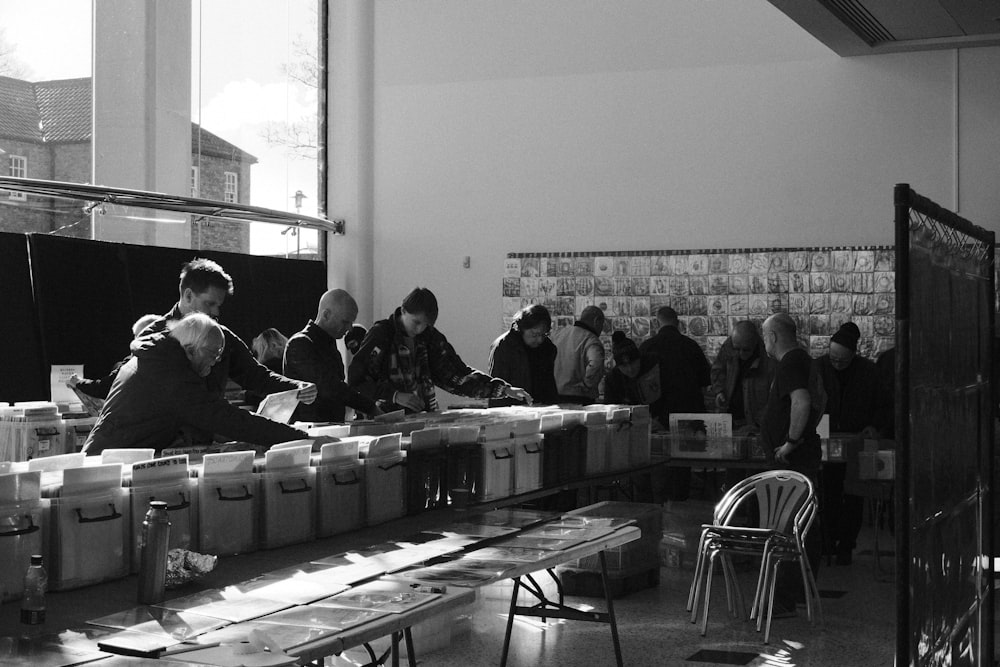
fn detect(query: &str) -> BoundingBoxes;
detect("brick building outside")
[0,76,256,253]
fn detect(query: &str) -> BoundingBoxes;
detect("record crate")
[568,501,662,573]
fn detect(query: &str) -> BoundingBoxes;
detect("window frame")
[223,171,238,203]
[8,155,27,200]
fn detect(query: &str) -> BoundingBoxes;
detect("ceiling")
[767,0,1000,56]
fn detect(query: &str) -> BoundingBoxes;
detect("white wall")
[363,0,1000,373]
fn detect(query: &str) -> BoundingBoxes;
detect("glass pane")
[0,0,322,259]
[192,0,321,259]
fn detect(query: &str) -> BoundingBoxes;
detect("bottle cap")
[149,500,168,509]
[30,554,43,566]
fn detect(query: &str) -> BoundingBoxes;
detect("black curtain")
[13,234,327,401]
[0,233,47,402]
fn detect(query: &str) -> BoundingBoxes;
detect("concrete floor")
[337,525,897,667]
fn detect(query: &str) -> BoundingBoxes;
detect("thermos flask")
[137,500,171,605]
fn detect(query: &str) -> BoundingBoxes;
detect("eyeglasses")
[522,329,550,340]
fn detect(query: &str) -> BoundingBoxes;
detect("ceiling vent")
[819,0,895,45]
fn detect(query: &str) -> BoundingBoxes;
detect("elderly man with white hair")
[83,313,308,455]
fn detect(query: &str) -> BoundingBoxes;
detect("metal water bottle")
[137,500,171,605]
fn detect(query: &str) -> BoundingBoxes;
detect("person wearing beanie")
[488,304,559,405]
[815,320,881,566]
[604,331,663,420]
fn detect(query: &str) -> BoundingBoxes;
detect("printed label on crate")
[132,455,189,484]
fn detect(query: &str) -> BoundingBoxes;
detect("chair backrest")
[712,470,814,534]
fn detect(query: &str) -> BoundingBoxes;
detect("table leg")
[391,630,400,667]
[599,551,624,667]
[404,627,417,667]
[500,576,522,667]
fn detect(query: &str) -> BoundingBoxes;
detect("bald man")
[83,313,307,455]
[759,312,823,614]
[284,289,382,422]
[709,320,775,432]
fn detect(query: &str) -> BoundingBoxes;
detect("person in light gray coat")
[550,305,606,404]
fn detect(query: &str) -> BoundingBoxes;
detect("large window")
[0,0,324,259]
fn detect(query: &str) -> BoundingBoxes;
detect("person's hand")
[504,386,533,405]
[393,391,424,413]
[775,441,796,464]
[66,373,81,388]
[714,392,727,409]
[296,382,318,404]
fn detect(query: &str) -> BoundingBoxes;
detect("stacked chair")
[686,470,821,643]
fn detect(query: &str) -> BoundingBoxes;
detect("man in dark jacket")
[815,321,881,565]
[488,304,559,405]
[349,287,531,413]
[144,258,317,412]
[639,306,710,420]
[710,320,774,432]
[83,313,308,455]
[284,288,382,423]
[639,306,710,501]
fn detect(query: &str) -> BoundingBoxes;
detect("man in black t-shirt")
[759,312,822,616]
[760,314,821,471]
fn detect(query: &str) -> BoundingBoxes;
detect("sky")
[0,0,319,256]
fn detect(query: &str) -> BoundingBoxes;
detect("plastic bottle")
[19,554,47,637]
[137,500,171,605]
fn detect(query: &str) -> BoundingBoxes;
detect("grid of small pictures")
[502,247,895,363]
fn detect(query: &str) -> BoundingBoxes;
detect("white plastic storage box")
[315,460,365,537]
[365,452,406,526]
[606,421,632,472]
[258,467,316,549]
[47,487,130,590]
[128,478,199,572]
[477,439,514,502]
[584,424,609,476]
[513,434,544,495]
[197,472,259,556]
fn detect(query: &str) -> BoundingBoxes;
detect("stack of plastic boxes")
[0,402,67,461]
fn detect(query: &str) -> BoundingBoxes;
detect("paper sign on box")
[132,455,189,485]
[202,451,255,476]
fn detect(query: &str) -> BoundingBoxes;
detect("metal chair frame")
[686,470,821,639]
